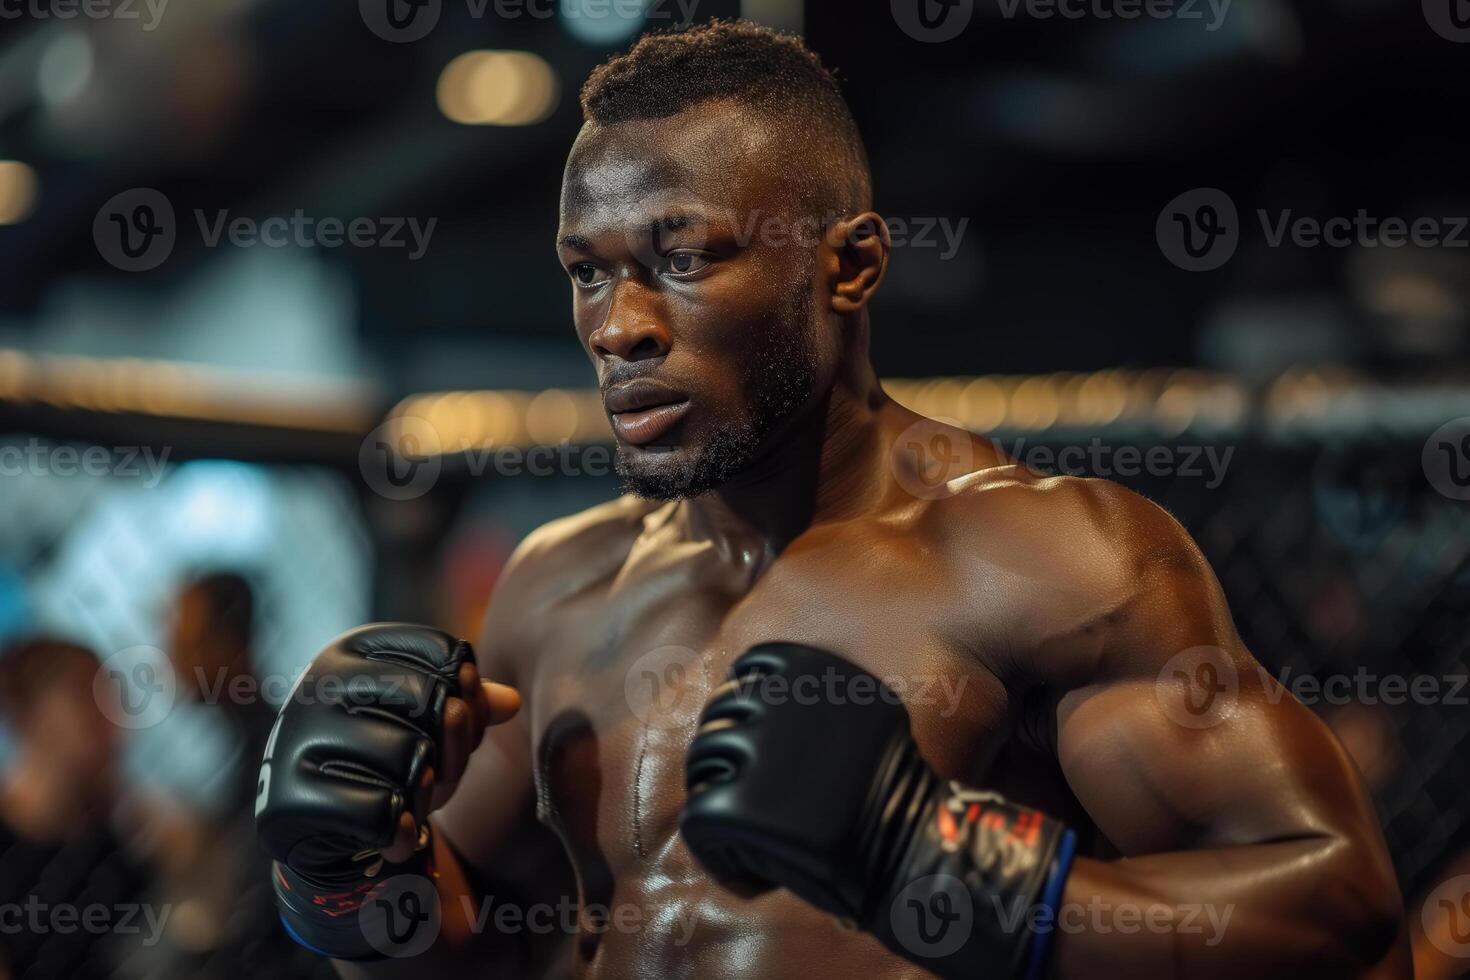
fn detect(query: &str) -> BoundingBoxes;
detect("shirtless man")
[255,20,1409,979]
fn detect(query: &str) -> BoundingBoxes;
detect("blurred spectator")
[119,570,324,979]
[168,570,276,793]
[0,639,149,980]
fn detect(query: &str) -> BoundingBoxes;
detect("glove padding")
[255,624,470,959]
[681,643,1074,980]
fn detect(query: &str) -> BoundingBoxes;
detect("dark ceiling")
[0,0,1465,381]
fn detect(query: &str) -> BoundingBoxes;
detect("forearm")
[1048,839,1408,980]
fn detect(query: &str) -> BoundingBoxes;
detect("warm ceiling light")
[437,50,559,127]
[0,161,39,225]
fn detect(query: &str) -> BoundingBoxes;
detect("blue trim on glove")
[1023,827,1077,980]
[280,912,343,960]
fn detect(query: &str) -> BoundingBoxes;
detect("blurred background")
[0,0,1468,976]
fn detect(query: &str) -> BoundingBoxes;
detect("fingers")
[454,661,522,730]
[382,766,434,864]
[432,685,519,808]
[418,662,523,818]
[439,697,472,791]
[455,662,485,730]
[480,681,522,725]
[382,812,417,864]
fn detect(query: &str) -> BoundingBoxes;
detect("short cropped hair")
[580,19,872,218]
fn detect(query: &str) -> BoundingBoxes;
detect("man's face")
[557,101,828,499]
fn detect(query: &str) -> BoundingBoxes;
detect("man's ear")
[828,212,891,315]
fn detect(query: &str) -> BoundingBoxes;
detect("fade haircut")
[579,19,873,220]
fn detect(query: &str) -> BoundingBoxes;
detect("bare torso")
[430,406,1405,980]
[508,453,1103,979]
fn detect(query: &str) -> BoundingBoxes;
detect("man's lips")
[604,379,691,446]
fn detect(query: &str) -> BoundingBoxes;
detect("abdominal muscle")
[567,854,929,980]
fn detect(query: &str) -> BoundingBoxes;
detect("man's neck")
[681,362,892,561]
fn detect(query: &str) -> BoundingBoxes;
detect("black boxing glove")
[681,643,1077,980]
[255,623,470,960]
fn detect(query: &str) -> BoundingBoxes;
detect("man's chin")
[615,443,714,501]
[616,435,769,501]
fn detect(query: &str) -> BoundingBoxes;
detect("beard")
[616,286,819,501]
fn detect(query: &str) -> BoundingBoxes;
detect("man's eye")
[571,263,607,286]
[665,252,710,276]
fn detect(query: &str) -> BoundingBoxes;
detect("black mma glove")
[681,643,1077,980]
[255,623,471,960]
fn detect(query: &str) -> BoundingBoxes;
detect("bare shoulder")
[930,465,1200,568]
[917,467,1229,683]
[476,495,660,679]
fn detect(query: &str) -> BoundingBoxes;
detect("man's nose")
[588,281,670,364]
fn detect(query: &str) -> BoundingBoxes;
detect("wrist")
[867,777,1074,980]
[274,824,434,961]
